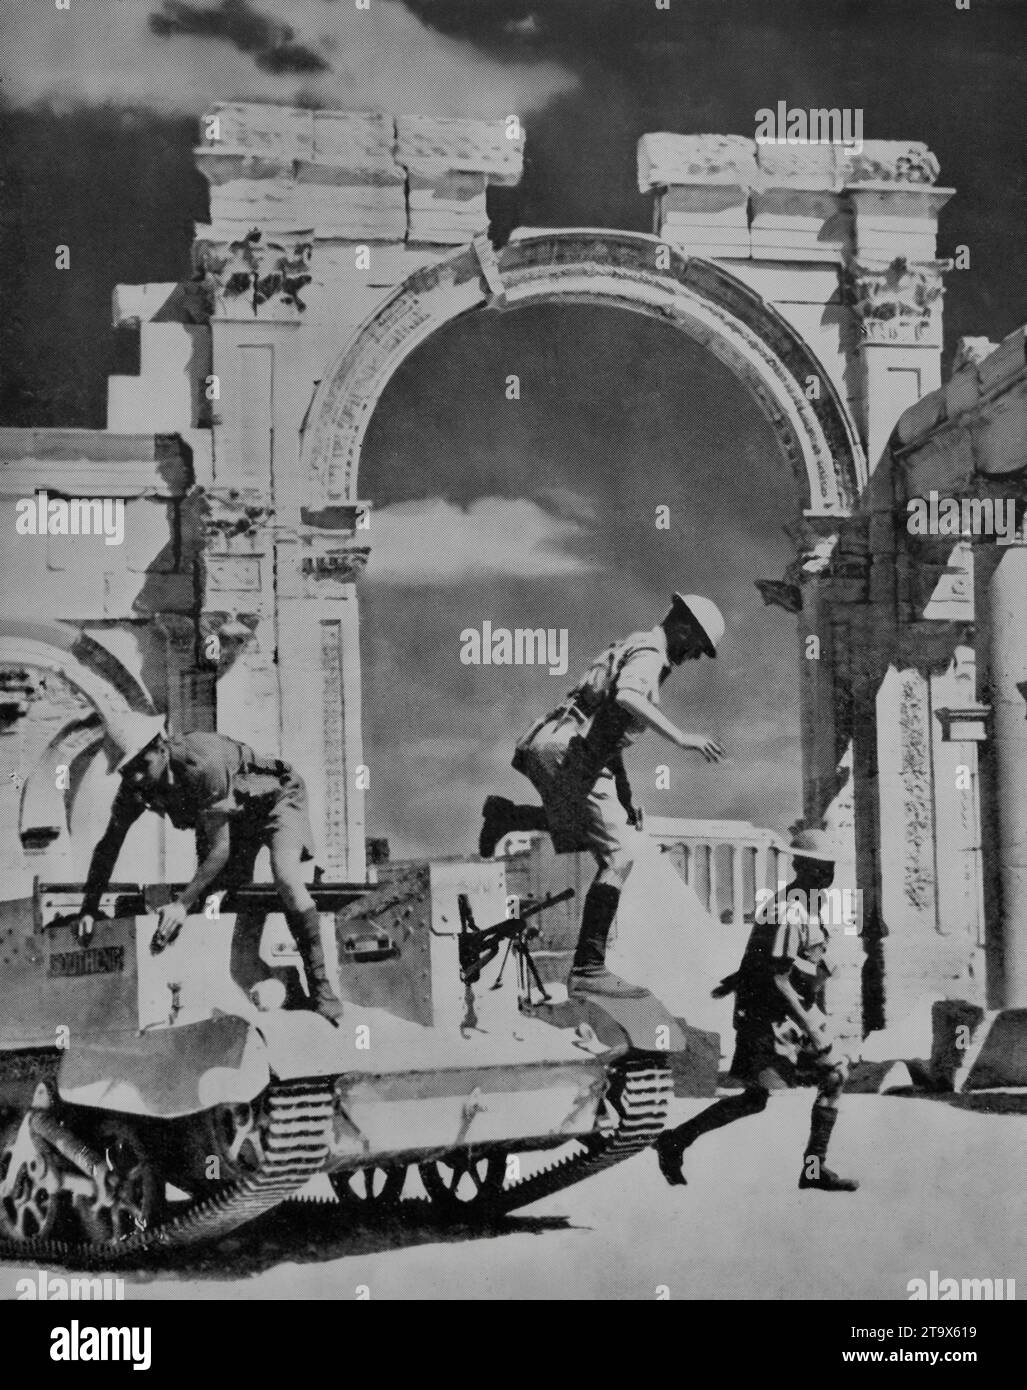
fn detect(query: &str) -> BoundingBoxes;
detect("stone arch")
[0,618,155,720]
[301,230,865,514]
[0,619,155,863]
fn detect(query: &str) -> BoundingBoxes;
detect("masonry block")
[929,998,987,1090]
[750,189,849,260]
[964,1009,1027,1088]
[638,132,759,191]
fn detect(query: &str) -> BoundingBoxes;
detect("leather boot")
[568,882,646,998]
[478,797,548,857]
[799,1105,859,1191]
[656,1088,768,1186]
[288,907,343,1024]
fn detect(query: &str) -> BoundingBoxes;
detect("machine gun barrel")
[457,887,575,986]
[518,887,575,920]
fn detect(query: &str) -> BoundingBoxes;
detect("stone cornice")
[892,326,1027,468]
[638,133,942,194]
[0,432,192,497]
[192,105,523,252]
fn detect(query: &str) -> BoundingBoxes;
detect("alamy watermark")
[755,102,863,152]
[16,1270,125,1300]
[755,884,863,935]
[50,1320,151,1371]
[460,621,568,676]
[907,1270,1015,1300]
[15,490,125,546]
[906,491,1019,544]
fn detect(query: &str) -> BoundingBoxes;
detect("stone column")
[975,537,1027,1007]
[842,144,953,471]
[276,529,369,883]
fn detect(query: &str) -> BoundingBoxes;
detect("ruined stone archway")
[301,230,866,514]
[0,619,156,890]
[294,230,866,877]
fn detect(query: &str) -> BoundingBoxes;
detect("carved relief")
[842,141,940,186]
[301,547,370,596]
[320,621,347,879]
[845,257,950,346]
[900,672,935,915]
[193,228,313,316]
[305,234,863,512]
[194,488,274,547]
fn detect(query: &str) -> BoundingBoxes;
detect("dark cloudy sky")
[2,0,1025,856]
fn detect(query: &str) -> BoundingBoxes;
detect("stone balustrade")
[645,817,788,925]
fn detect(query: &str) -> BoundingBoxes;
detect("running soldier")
[655,829,858,1191]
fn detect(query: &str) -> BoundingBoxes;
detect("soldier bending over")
[76,713,343,1024]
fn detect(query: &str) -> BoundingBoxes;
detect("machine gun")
[457,888,575,1006]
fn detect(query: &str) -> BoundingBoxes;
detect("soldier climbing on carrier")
[655,829,858,1192]
[74,713,344,1024]
[478,593,726,998]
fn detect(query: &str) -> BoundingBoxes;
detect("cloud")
[533,486,599,525]
[0,0,576,117]
[366,496,599,585]
[150,0,330,73]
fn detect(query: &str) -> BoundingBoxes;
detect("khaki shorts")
[515,718,636,866]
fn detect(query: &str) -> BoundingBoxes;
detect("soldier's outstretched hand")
[679,732,725,763]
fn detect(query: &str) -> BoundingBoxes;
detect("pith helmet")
[785,827,838,863]
[668,593,725,658]
[105,711,167,775]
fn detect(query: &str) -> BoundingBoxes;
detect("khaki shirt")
[571,626,671,754]
[109,732,286,835]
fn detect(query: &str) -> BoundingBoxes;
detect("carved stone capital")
[192,228,313,316]
[841,140,940,186]
[194,487,274,548]
[844,256,950,346]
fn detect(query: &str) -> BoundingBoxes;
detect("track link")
[0,1081,333,1269]
[495,1057,672,1214]
[0,1059,671,1263]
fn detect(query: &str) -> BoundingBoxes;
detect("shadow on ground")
[880,1086,1027,1116]
[23,1200,574,1285]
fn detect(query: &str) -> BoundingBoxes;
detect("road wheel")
[329,1164,406,1212]
[71,1118,163,1245]
[418,1152,507,1220]
[0,1116,63,1242]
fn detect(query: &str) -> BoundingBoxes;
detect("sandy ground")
[3,1090,1022,1301]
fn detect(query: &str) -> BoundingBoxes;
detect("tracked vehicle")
[0,860,710,1266]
